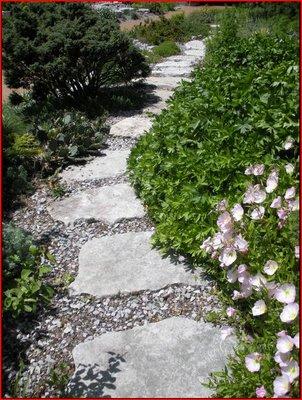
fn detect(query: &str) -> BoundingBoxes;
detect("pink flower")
[231,203,244,221]
[245,164,265,176]
[252,300,267,316]
[243,184,266,204]
[295,245,299,259]
[285,163,294,174]
[276,333,294,353]
[270,196,282,209]
[281,360,299,383]
[283,137,294,150]
[217,211,233,232]
[277,208,288,220]
[245,352,261,372]
[251,206,265,220]
[284,187,296,200]
[275,284,296,304]
[201,237,212,253]
[266,170,279,193]
[219,247,237,267]
[287,198,299,211]
[274,351,291,367]
[240,282,253,298]
[266,281,278,298]
[227,268,238,283]
[234,234,248,253]
[221,326,233,340]
[280,303,299,323]
[216,199,228,211]
[212,232,224,250]
[263,260,278,276]
[250,273,267,291]
[293,332,299,348]
[226,307,236,317]
[256,385,267,398]
[273,375,290,396]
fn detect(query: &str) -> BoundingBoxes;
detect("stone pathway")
[10,39,234,397]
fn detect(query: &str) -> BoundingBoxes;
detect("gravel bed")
[105,135,138,150]
[4,283,223,397]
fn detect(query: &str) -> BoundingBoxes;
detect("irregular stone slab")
[144,76,188,90]
[167,54,198,62]
[47,183,145,225]
[154,59,195,69]
[143,101,168,115]
[151,89,173,102]
[151,67,191,77]
[69,317,235,398]
[69,231,198,297]
[60,150,130,183]
[184,39,206,51]
[110,116,152,138]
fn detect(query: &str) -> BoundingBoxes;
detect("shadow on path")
[67,352,126,398]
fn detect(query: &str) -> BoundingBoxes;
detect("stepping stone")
[69,231,198,297]
[151,67,191,77]
[151,89,173,102]
[60,150,130,183]
[154,59,195,69]
[68,317,235,398]
[144,76,189,90]
[47,183,145,225]
[143,101,168,115]
[183,40,206,58]
[110,116,152,138]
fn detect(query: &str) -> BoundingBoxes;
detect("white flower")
[270,196,282,209]
[266,170,279,193]
[293,332,299,348]
[240,282,253,298]
[295,246,299,259]
[283,137,294,150]
[250,273,267,291]
[263,260,278,275]
[243,184,266,204]
[280,303,299,323]
[227,268,238,283]
[217,211,233,233]
[285,163,294,174]
[252,300,267,316]
[221,326,233,340]
[275,284,296,304]
[281,360,299,383]
[284,187,296,200]
[251,206,265,220]
[245,352,261,372]
[231,203,244,221]
[274,351,291,367]
[273,375,290,396]
[234,234,248,253]
[276,334,294,353]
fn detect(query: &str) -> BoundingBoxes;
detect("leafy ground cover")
[130,8,220,45]
[128,6,299,398]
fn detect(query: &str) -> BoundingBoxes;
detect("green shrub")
[3,3,150,104]
[128,10,299,397]
[153,40,181,58]
[35,111,107,173]
[130,11,212,45]
[3,104,39,202]
[3,224,54,317]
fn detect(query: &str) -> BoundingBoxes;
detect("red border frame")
[0,1,301,399]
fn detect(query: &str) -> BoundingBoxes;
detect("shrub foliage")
[3,3,150,103]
